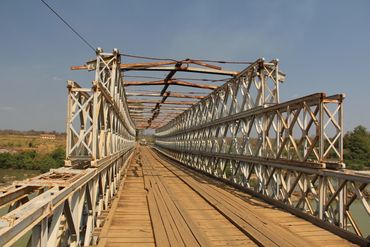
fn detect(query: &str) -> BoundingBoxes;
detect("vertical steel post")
[319,176,327,220]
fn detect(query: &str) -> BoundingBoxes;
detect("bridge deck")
[97,147,356,247]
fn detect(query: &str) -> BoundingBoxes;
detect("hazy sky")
[0,0,369,132]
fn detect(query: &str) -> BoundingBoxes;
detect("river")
[0,168,40,187]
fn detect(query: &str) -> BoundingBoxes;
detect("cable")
[40,0,96,52]
[39,0,249,64]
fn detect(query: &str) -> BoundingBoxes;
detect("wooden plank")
[147,190,171,247]
[149,150,290,246]
[97,154,155,247]
[99,147,356,247]
[141,147,253,247]
[154,174,210,247]
[149,147,356,247]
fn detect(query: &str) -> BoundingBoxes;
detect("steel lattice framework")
[155,59,369,243]
[0,49,136,246]
[66,48,135,166]
[0,51,369,246]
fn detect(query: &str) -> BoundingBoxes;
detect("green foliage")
[344,125,370,170]
[0,148,65,172]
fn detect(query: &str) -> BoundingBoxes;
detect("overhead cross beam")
[123,80,217,90]
[71,56,240,129]
[122,65,237,76]
[126,92,205,99]
[128,105,189,111]
[127,100,195,105]
[72,61,237,76]
[148,62,182,126]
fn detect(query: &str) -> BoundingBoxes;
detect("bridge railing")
[0,49,136,246]
[0,150,133,247]
[156,93,344,168]
[155,60,369,244]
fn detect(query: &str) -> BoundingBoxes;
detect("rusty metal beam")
[124,80,217,90]
[128,105,189,111]
[126,89,207,95]
[72,62,235,75]
[127,100,195,105]
[126,92,206,99]
[122,65,238,76]
[131,112,180,115]
[130,111,184,115]
[147,62,184,126]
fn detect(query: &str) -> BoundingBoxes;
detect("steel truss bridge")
[0,49,369,247]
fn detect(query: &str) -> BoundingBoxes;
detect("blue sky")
[0,0,369,132]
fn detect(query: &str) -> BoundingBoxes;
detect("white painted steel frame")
[0,150,134,246]
[0,49,136,246]
[156,93,345,168]
[155,59,369,244]
[66,49,135,167]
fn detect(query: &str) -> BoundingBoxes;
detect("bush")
[0,148,65,172]
[344,125,370,170]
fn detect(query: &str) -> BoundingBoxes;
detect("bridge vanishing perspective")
[0,49,369,247]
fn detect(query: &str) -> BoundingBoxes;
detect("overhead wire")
[39,1,250,65]
[40,0,96,52]
[38,0,247,128]
[39,1,249,66]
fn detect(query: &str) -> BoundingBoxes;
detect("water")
[0,168,40,187]
[349,200,370,237]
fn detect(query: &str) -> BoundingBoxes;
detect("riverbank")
[0,168,40,187]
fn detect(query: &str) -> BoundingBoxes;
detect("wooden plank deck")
[97,146,357,246]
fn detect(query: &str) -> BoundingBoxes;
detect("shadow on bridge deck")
[97,146,356,247]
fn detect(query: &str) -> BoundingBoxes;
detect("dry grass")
[0,134,65,154]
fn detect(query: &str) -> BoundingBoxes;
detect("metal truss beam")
[128,105,189,111]
[154,58,370,243]
[126,91,206,99]
[66,49,135,167]
[124,80,218,90]
[127,99,196,105]
[72,63,238,76]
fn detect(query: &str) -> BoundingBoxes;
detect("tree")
[343,125,370,170]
